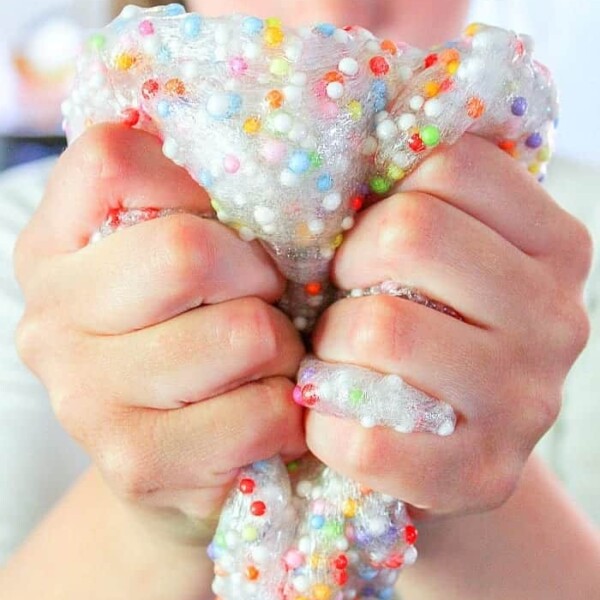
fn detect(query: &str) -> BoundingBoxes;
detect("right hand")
[13,124,307,544]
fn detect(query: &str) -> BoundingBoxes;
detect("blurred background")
[0,0,598,170]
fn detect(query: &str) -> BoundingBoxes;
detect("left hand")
[306,134,592,517]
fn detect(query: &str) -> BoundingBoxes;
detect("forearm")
[397,453,600,599]
[0,467,215,600]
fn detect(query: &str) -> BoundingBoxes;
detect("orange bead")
[466,96,485,119]
[265,89,284,109]
[305,281,322,296]
[114,53,136,70]
[424,80,441,98]
[439,48,461,64]
[165,78,186,96]
[324,71,344,84]
[245,566,260,581]
[380,39,397,54]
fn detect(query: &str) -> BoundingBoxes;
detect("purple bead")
[526,132,543,148]
[511,96,528,117]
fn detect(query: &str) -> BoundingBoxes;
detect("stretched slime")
[63,5,558,599]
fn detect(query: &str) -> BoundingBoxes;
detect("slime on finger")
[64,5,558,599]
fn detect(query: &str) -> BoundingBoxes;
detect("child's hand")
[13,125,307,544]
[307,134,592,517]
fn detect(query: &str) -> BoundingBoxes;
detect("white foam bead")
[308,219,325,235]
[360,136,378,156]
[283,85,303,106]
[326,81,344,100]
[293,576,310,593]
[376,119,398,141]
[333,28,351,43]
[285,42,303,62]
[424,98,444,118]
[321,246,335,259]
[323,192,342,211]
[339,57,359,76]
[215,24,230,45]
[393,151,411,168]
[296,481,312,498]
[350,288,363,298]
[243,42,261,59]
[294,316,308,331]
[254,206,275,225]
[238,227,256,242]
[366,40,380,52]
[225,530,240,548]
[162,138,178,159]
[298,26,312,38]
[301,135,317,150]
[224,78,240,91]
[341,216,355,230]
[121,4,141,18]
[335,537,350,551]
[360,416,376,428]
[404,545,418,566]
[280,169,300,187]
[206,93,230,118]
[290,72,307,86]
[374,110,389,124]
[311,485,323,499]
[366,515,388,536]
[262,223,276,234]
[272,112,293,133]
[142,36,161,55]
[288,122,308,142]
[437,420,455,437]
[397,113,417,131]
[399,65,413,82]
[409,95,425,111]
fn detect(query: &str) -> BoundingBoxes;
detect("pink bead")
[261,140,287,163]
[312,499,326,515]
[283,549,305,569]
[313,80,328,99]
[138,20,155,36]
[228,56,248,77]
[322,101,340,119]
[223,155,241,174]
[292,385,303,405]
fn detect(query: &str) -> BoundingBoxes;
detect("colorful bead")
[250,501,266,516]
[369,56,390,76]
[420,125,441,147]
[239,478,256,494]
[183,14,202,38]
[466,96,485,118]
[242,116,261,134]
[301,384,320,406]
[264,26,284,47]
[511,96,528,116]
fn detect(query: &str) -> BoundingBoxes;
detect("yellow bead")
[243,117,261,135]
[465,22,481,37]
[387,164,406,181]
[537,146,551,162]
[347,100,363,120]
[270,57,290,77]
[310,553,324,568]
[264,26,284,47]
[265,17,282,28]
[342,499,357,518]
[528,162,541,175]
[114,53,136,70]
[312,584,332,600]
[424,80,441,98]
[333,234,344,249]
[446,60,460,74]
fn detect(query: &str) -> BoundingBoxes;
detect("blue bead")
[252,460,269,472]
[511,96,528,116]
[157,100,171,118]
[316,23,336,37]
[199,170,214,188]
[310,515,325,529]
[358,566,379,581]
[183,14,202,38]
[525,132,543,149]
[317,174,333,192]
[289,151,311,174]
[165,3,186,16]
[157,46,172,63]
[228,93,243,116]
[243,16,264,35]
[378,588,395,600]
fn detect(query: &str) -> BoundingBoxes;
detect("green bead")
[286,460,300,473]
[420,124,441,147]
[310,152,323,169]
[88,33,106,51]
[242,526,258,542]
[349,388,364,406]
[370,176,391,195]
[214,531,226,548]
[322,520,343,539]
[270,57,290,77]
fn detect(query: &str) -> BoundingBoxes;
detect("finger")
[90,297,305,409]
[312,295,497,415]
[15,124,210,281]
[400,134,585,263]
[96,377,307,502]
[37,213,284,334]
[306,411,521,516]
[331,192,545,328]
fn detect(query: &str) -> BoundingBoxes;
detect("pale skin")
[1,0,599,598]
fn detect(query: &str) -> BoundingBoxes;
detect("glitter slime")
[64,6,558,599]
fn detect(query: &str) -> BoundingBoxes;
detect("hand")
[306,134,592,517]
[13,124,307,544]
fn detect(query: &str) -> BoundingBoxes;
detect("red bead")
[350,195,364,211]
[142,79,159,99]
[333,554,348,570]
[106,208,122,227]
[239,478,256,494]
[424,53,438,68]
[250,501,266,516]
[408,134,426,153]
[305,281,322,296]
[440,78,453,93]
[121,108,140,127]
[301,384,320,406]
[384,553,404,569]
[404,524,418,545]
[369,56,390,76]
[334,570,348,586]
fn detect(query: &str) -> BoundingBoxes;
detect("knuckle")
[565,217,594,278]
[345,296,416,366]
[14,311,43,368]
[376,193,438,267]
[554,301,591,357]
[344,427,385,480]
